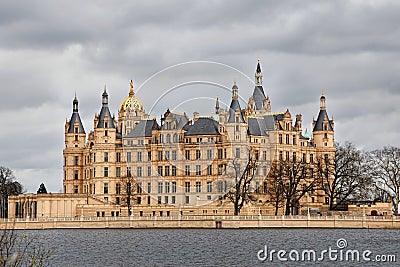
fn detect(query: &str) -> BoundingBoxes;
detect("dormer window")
[105,122,108,128]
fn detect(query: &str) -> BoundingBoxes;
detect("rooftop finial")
[129,80,135,96]
[320,89,326,110]
[255,59,263,86]
[73,92,78,112]
[232,81,239,99]
[215,96,220,114]
[102,84,108,107]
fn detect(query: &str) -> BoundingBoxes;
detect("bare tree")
[269,158,319,215]
[266,175,285,216]
[368,146,400,214]
[120,171,139,216]
[316,142,368,210]
[0,223,52,267]
[0,167,23,218]
[224,152,258,216]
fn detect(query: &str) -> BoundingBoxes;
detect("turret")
[312,90,334,148]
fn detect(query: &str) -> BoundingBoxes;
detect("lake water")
[26,228,399,266]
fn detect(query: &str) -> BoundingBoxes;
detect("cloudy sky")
[1,0,399,193]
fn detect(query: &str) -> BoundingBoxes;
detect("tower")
[118,80,147,136]
[63,94,86,194]
[248,59,270,115]
[312,91,335,149]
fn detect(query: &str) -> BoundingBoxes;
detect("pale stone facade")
[9,60,344,219]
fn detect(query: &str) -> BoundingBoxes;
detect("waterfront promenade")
[2,215,400,229]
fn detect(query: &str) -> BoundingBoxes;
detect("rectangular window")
[235,148,240,158]
[172,196,176,204]
[196,165,201,176]
[158,151,163,161]
[104,167,108,177]
[172,166,177,176]
[218,164,224,175]
[93,153,96,162]
[158,182,163,193]
[207,165,212,175]
[165,182,170,193]
[93,184,96,194]
[165,166,170,176]
[207,149,212,160]
[185,150,190,160]
[74,170,79,180]
[218,149,223,159]
[185,165,190,176]
[185,181,190,193]
[116,197,120,205]
[104,152,108,162]
[137,166,142,177]
[127,167,132,176]
[137,182,142,194]
[116,183,121,194]
[148,151,151,161]
[172,182,177,193]
[279,134,283,144]
[116,167,121,177]
[165,151,170,160]
[217,181,223,193]
[286,134,290,144]
[263,151,267,161]
[158,166,163,176]
[310,154,314,163]
[164,196,169,204]
[286,151,289,161]
[116,152,121,162]
[137,152,142,162]
[293,152,296,161]
[147,182,151,194]
[279,151,283,160]
[74,185,78,194]
[74,156,79,166]
[255,150,259,160]
[104,183,108,194]
[293,135,297,145]
[172,150,177,160]
[147,166,151,176]
[207,181,212,193]
[158,196,162,204]
[196,181,201,193]
[185,196,190,204]
[196,150,201,160]
[126,152,132,162]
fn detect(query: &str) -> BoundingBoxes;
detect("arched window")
[166,134,171,143]
[173,133,178,143]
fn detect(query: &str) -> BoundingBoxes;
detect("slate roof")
[252,86,266,110]
[228,99,245,123]
[125,119,160,138]
[313,109,333,131]
[185,117,220,136]
[247,115,275,136]
[68,112,85,133]
[97,106,116,128]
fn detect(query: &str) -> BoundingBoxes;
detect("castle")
[9,60,337,218]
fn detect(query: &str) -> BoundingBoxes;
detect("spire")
[320,89,326,110]
[232,80,238,99]
[129,80,135,97]
[102,84,108,107]
[67,93,85,134]
[73,92,78,113]
[255,58,263,86]
[215,97,220,114]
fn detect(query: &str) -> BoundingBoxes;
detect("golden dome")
[120,80,144,112]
